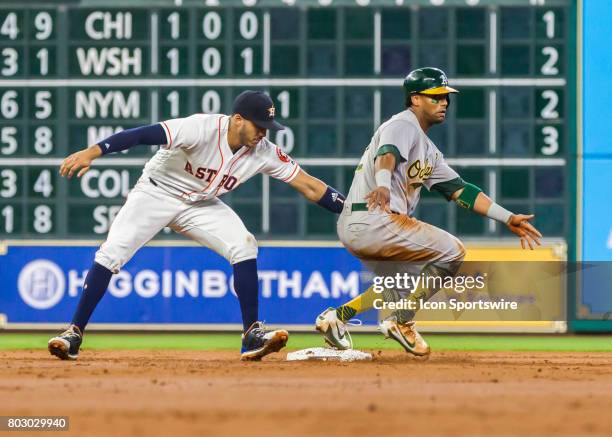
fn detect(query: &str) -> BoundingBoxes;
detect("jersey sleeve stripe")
[160,121,172,148]
[282,165,300,183]
[377,144,406,165]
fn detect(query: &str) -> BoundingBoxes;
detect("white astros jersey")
[143,113,299,203]
[94,113,300,274]
[347,109,458,216]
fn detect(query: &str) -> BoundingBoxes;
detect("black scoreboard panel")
[0,0,571,239]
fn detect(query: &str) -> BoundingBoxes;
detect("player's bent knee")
[446,240,466,276]
[94,246,126,274]
[433,238,465,277]
[228,233,258,264]
[454,240,466,263]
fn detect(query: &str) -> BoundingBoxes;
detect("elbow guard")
[456,182,482,210]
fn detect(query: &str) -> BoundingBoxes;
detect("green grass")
[2,333,612,352]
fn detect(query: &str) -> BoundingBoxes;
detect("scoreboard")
[0,0,573,240]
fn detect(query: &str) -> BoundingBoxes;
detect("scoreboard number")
[0,12,19,40]
[275,129,294,154]
[0,126,18,155]
[202,12,222,40]
[540,90,559,119]
[166,91,180,117]
[201,90,221,113]
[1,90,19,119]
[34,12,53,40]
[1,47,18,76]
[34,126,53,154]
[35,91,53,119]
[202,47,221,76]
[239,12,258,40]
[33,169,54,198]
[240,47,254,75]
[540,126,559,156]
[540,47,559,75]
[33,204,52,233]
[0,168,17,198]
[542,10,555,39]
[35,48,49,75]
[1,205,14,233]
[166,12,180,40]
[166,48,180,75]
[276,91,290,118]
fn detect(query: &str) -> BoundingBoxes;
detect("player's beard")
[238,128,253,148]
[429,112,446,125]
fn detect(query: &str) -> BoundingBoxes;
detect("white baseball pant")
[94,177,258,273]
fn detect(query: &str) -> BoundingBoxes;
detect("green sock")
[336,285,378,322]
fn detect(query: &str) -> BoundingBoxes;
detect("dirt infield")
[1,349,611,436]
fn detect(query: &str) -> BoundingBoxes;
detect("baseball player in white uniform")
[315,68,542,356]
[49,90,346,361]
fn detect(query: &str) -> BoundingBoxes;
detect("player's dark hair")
[405,93,414,109]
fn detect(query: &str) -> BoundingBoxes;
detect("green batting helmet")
[403,67,459,95]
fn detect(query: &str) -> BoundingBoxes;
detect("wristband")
[317,186,345,214]
[456,182,482,209]
[486,203,513,224]
[374,169,392,189]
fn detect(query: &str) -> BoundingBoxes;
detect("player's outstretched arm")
[289,169,345,213]
[450,187,543,250]
[59,145,102,178]
[60,123,168,179]
[505,213,543,250]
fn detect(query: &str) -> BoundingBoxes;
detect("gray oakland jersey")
[346,109,459,215]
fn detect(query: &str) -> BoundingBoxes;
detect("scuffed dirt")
[1,349,612,436]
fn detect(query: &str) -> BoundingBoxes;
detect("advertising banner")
[0,243,373,327]
[0,242,569,332]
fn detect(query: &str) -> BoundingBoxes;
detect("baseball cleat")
[315,307,351,350]
[48,325,83,361]
[240,321,289,361]
[379,317,430,357]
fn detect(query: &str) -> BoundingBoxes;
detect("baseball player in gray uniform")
[315,68,542,356]
[48,90,345,361]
